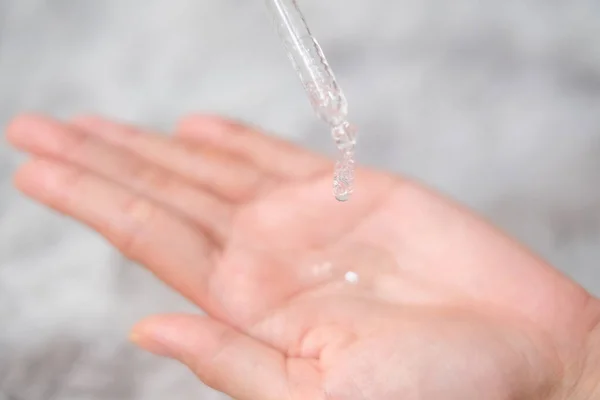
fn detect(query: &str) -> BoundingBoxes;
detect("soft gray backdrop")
[1,0,599,399]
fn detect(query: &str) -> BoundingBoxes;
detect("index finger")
[13,158,229,318]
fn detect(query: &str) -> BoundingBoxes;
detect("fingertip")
[129,314,211,359]
[130,313,208,339]
[130,314,172,337]
[12,160,37,192]
[131,314,291,400]
[12,159,57,201]
[13,156,46,181]
[5,113,52,147]
[129,316,177,358]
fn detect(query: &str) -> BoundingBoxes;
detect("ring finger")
[7,115,232,244]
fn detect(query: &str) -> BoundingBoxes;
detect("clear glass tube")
[264,0,348,125]
[265,0,356,201]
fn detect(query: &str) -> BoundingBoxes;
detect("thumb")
[129,313,291,400]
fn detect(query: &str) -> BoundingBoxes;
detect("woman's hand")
[7,114,600,400]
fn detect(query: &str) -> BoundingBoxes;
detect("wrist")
[577,318,600,398]
[565,301,600,400]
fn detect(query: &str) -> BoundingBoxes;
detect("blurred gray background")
[0,0,599,398]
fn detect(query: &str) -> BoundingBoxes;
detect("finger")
[14,158,222,315]
[69,115,268,202]
[131,314,321,400]
[7,114,231,243]
[176,114,330,179]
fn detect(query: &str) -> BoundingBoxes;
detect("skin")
[6,113,600,400]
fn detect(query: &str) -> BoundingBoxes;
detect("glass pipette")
[264,0,357,202]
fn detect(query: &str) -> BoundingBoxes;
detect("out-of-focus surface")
[0,0,599,398]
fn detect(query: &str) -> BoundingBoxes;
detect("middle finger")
[70,116,270,202]
[7,115,232,244]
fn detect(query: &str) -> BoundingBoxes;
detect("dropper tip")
[334,192,351,202]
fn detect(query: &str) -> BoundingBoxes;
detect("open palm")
[7,114,599,400]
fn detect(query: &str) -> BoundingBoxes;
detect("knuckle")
[129,162,173,192]
[61,130,90,158]
[188,328,238,389]
[117,194,158,258]
[171,140,201,170]
[52,167,83,206]
[138,166,173,191]
[173,139,197,158]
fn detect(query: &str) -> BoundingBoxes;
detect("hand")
[7,114,600,400]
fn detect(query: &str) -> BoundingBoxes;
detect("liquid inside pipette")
[265,0,357,201]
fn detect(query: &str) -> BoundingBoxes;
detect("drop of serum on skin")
[344,271,360,284]
[295,243,399,293]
